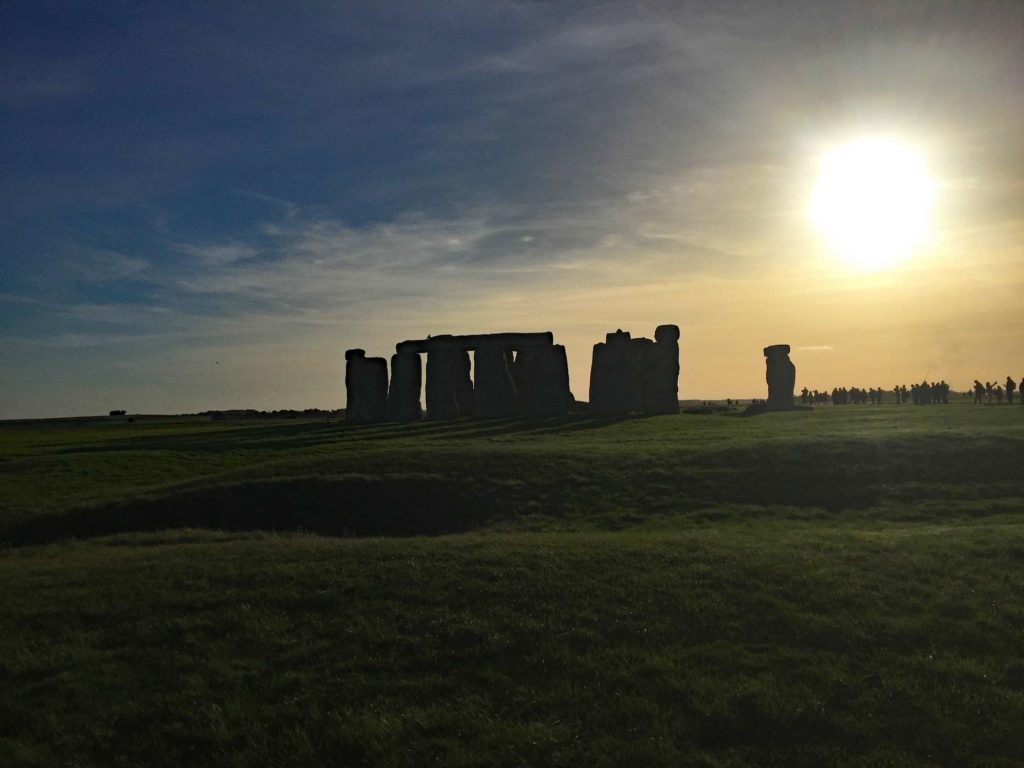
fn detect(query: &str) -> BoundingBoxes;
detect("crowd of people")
[972,377,1024,405]
[799,376,1024,405]
[799,387,896,405]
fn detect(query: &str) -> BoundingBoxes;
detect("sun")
[809,138,934,271]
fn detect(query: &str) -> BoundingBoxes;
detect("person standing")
[1007,376,1017,405]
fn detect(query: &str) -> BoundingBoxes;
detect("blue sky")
[3,2,1023,416]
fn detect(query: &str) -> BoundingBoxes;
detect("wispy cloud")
[174,242,259,266]
[64,249,149,283]
[0,292,48,306]
[1,331,171,349]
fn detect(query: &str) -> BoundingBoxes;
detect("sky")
[2,1,1023,417]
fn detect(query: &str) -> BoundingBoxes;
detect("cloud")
[233,190,300,220]
[174,242,259,266]
[475,17,679,75]
[159,180,768,324]
[65,249,149,283]
[0,292,47,306]
[1,331,171,349]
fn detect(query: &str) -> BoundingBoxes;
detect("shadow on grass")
[7,432,1022,546]
[2,476,504,546]
[43,414,645,456]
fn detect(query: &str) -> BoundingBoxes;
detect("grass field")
[2,405,1023,766]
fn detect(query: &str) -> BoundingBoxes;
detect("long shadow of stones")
[48,420,344,457]
[364,414,639,441]
[49,414,661,456]
[2,476,505,546]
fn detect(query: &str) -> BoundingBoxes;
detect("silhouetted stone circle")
[346,326,680,422]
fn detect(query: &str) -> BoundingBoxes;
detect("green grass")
[1,405,1023,766]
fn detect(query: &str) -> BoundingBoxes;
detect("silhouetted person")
[995,385,1003,404]
[973,380,984,404]
[1006,376,1016,405]
[985,381,994,404]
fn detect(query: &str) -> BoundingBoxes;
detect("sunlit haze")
[2,2,1023,417]
[810,139,934,271]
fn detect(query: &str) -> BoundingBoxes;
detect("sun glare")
[809,138,934,271]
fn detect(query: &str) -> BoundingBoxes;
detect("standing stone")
[386,352,422,421]
[425,343,474,420]
[474,346,519,418]
[645,324,680,414]
[589,330,633,415]
[515,344,571,416]
[512,348,537,414]
[345,348,364,420]
[764,344,796,409]
[425,347,460,420]
[453,349,475,417]
[345,349,388,423]
[629,337,654,413]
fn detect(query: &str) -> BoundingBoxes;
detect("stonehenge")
[341,326,811,421]
[763,344,796,409]
[589,325,680,416]
[345,331,577,422]
[346,325,680,422]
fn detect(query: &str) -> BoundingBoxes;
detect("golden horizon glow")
[809,138,934,272]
